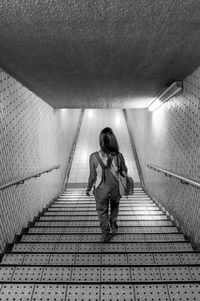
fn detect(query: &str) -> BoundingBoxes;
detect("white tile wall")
[126,65,200,246]
[0,68,81,252]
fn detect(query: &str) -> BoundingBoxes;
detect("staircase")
[0,188,200,300]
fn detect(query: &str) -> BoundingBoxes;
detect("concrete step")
[55,201,154,206]
[38,215,168,221]
[1,252,200,266]
[57,196,151,199]
[34,220,174,226]
[0,265,200,283]
[28,226,179,234]
[0,282,199,300]
[62,197,149,200]
[20,233,186,243]
[51,204,158,208]
[10,242,193,253]
[44,211,165,215]
[48,207,161,211]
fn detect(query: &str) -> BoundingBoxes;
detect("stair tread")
[2,252,200,267]
[0,266,200,283]
[20,233,186,243]
[1,283,200,301]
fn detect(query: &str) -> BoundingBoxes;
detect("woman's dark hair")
[99,127,119,155]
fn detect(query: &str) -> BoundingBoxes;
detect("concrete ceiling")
[0,0,200,108]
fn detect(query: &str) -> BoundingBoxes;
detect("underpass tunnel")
[1,65,200,252]
[0,1,200,298]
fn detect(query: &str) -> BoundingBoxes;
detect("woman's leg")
[94,186,110,236]
[109,188,121,234]
[110,197,120,225]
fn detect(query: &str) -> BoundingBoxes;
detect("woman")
[86,127,127,242]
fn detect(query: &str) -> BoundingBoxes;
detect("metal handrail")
[0,165,60,191]
[147,164,200,189]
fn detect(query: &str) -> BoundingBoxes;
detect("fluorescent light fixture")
[148,81,183,112]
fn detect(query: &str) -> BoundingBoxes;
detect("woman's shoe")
[111,223,118,235]
[101,232,112,243]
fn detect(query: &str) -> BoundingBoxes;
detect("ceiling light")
[148,81,183,112]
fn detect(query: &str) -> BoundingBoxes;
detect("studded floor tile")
[160,266,191,281]
[128,254,154,265]
[171,242,193,251]
[189,267,200,281]
[102,254,128,265]
[102,243,126,252]
[12,243,32,252]
[32,284,67,301]
[49,254,75,265]
[12,267,43,282]
[165,234,186,241]
[1,254,24,265]
[101,267,131,282]
[31,243,56,252]
[135,284,170,301]
[0,267,15,281]
[59,234,81,242]
[168,284,200,301]
[126,243,149,252]
[66,285,99,301]
[131,267,161,282]
[180,253,200,264]
[23,254,50,265]
[78,243,102,252]
[144,234,167,241]
[21,235,40,242]
[154,253,181,265]
[41,267,72,282]
[0,284,34,301]
[101,284,135,300]
[54,243,78,252]
[148,242,173,252]
[124,234,145,241]
[71,267,100,282]
[75,254,101,265]
[160,227,178,233]
[80,234,102,242]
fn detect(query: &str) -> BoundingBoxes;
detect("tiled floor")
[68,109,140,184]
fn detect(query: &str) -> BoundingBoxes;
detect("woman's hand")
[86,190,90,196]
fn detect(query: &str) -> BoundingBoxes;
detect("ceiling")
[0,0,200,108]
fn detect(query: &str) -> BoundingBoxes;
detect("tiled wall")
[126,66,200,246]
[55,108,82,189]
[0,69,81,252]
[68,109,140,185]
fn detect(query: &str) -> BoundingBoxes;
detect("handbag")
[117,154,134,197]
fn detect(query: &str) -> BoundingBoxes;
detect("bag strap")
[95,152,107,169]
[95,152,108,183]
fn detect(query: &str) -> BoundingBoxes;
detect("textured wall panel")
[0,69,81,252]
[126,66,200,246]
